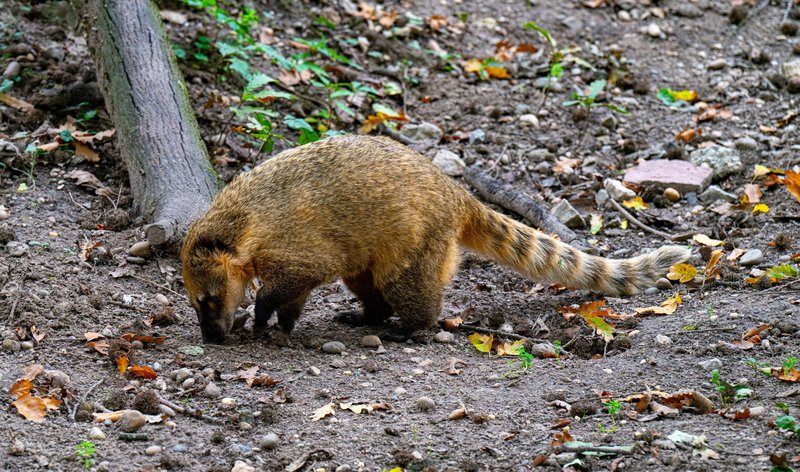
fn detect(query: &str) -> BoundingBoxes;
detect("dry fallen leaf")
[468,332,493,353]
[311,402,336,421]
[128,365,157,380]
[742,183,762,204]
[551,158,582,174]
[444,357,467,375]
[442,316,463,331]
[12,395,47,422]
[693,234,723,247]
[116,355,129,376]
[495,339,526,357]
[635,291,682,316]
[675,128,702,143]
[785,170,800,204]
[667,263,697,283]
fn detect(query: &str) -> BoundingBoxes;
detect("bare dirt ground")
[1,0,799,471]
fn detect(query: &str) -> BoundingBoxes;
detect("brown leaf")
[12,395,46,422]
[428,15,448,31]
[65,170,107,190]
[117,355,129,376]
[0,92,34,112]
[742,183,762,204]
[311,402,336,421]
[442,316,463,331]
[551,158,582,174]
[675,128,702,143]
[128,365,157,380]
[10,379,33,399]
[444,357,467,375]
[73,141,100,163]
[785,170,800,204]
[121,333,167,344]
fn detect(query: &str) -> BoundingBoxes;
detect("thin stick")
[6,279,24,322]
[128,274,181,297]
[556,444,635,455]
[608,199,693,242]
[453,323,547,343]
[70,379,105,421]
[561,327,584,350]
[762,279,800,292]
[155,391,223,424]
[782,0,794,23]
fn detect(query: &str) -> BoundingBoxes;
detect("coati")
[181,135,690,343]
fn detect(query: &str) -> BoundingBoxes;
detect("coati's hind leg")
[275,292,311,333]
[339,270,394,326]
[379,241,459,336]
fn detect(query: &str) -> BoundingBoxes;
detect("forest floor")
[1,0,800,471]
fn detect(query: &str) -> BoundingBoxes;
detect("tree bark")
[71,0,219,246]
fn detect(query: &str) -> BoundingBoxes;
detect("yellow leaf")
[671,89,698,102]
[484,65,509,79]
[622,196,649,210]
[785,170,800,204]
[753,165,771,178]
[620,219,628,230]
[464,58,483,74]
[468,332,493,353]
[704,249,724,279]
[666,263,697,283]
[752,203,769,214]
[635,291,682,316]
[693,234,723,247]
[495,339,525,357]
[311,402,336,421]
[590,213,603,234]
[116,355,129,376]
[42,396,62,411]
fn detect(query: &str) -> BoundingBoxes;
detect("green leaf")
[314,16,336,29]
[657,88,676,105]
[283,115,314,131]
[549,62,564,79]
[562,100,579,107]
[0,79,13,92]
[372,103,401,116]
[587,80,606,100]
[765,264,798,281]
[584,314,614,342]
[228,58,251,80]
[193,52,209,62]
[297,128,320,145]
[245,72,274,92]
[178,345,205,356]
[604,103,630,115]
[216,41,242,57]
[523,21,556,48]
[59,130,74,142]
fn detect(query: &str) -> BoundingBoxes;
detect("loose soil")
[1,1,799,471]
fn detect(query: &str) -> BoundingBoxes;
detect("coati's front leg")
[253,268,321,333]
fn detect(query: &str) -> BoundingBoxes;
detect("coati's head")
[181,213,252,344]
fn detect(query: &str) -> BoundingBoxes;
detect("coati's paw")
[269,328,292,347]
[335,310,367,326]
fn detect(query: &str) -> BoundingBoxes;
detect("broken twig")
[608,199,693,242]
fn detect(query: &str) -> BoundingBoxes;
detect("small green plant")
[746,357,772,377]
[552,340,562,364]
[711,369,752,406]
[775,415,799,435]
[523,21,593,103]
[596,399,622,433]
[501,347,535,378]
[75,441,96,469]
[706,304,714,320]
[562,79,629,153]
[518,348,534,370]
[783,356,797,372]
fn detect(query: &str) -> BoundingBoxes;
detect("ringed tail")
[458,197,690,296]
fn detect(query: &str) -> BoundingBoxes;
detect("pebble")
[20,341,34,350]
[308,366,321,376]
[88,427,106,440]
[2,61,20,80]
[663,188,681,202]
[655,278,673,290]
[734,136,758,151]
[529,342,557,358]
[335,466,353,472]
[2,339,21,352]
[604,179,636,201]
[361,335,382,348]
[697,358,723,371]
[174,368,192,383]
[400,122,442,142]
[158,404,175,417]
[6,241,28,257]
[551,200,584,229]
[181,377,195,389]
[118,410,146,432]
[232,461,255,472]
[432,149,466,177]
[0,207,9,220]
[646,23,662,38]
[468,128,486,144]
[415,396,436,411]
[699,185,737,204]
[155,294,170,305]
[260,432,279,450]
[644,287,659,295]
[239,422,252,431]
[204,381,221,398]
[519,114,539,127]
[689,145,743,180]
[322,341,345,354]
[127,241,152,258]
[655,334,673,346]
[394,387,407,397]
[740,249,763,266]
[707,58,727,70]
[433,331,454,344]
[220,398,237,410]
[172,444,188,453]
[145,445,161,455]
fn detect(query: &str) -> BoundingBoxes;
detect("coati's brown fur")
[182,135,690,343]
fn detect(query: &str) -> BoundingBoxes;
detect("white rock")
[204,381,222,398]
[432,149,466,177]
[646,23,662,37]
[88,427,106,440]
[519,114,539,127]
[260,432,279,450]
[655,334,673,346]
[604,179,636,201]
[220,397,237,410]
[127,241,152,258]
[145,445,161,455]
[433,331,454,343]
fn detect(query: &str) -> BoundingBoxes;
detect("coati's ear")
[195,236,235,255]
[196,236,253,281]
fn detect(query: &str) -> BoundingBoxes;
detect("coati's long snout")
[181,135,690,342]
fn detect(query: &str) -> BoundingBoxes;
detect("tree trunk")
[71,0,219,247]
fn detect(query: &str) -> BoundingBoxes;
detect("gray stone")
[526,148,553,162]
[415,396,436,411]
[739,249,763,266]
[203,381,221,398]
[6,241,28,257]
[644,287,659,295]
[468,128,485,144]
[655,334,673,346]
[519,114,539,127]
[551,199,584,229]
[689,146,743,180]
[88,427,106,440]
[20,341,33,350]
[2,61,20,80]
[671,3,703,18]
[172,444,188,453]
[655,278,673,290]
[697,358,723,371]
[433,331,454,344]
[145,445,161,455]
[400,122,442,142]
[127,241,152,258]
[623,160,713,193]
[595,189,610,207]
[783,59,800,80]
[361,335,381,348]
[529,342,557,358]
[734,137,758,151]
[707,58,727,70]
[2,339,20,352]
[43,45,65,62]
[322,341,345,354]
[604,179,637,201]
[174,368,192,383]
[308,366,321,376]
[515,103,532,115]
[699,185,737,204]
[260,433,279,450]
[432,149,465,176]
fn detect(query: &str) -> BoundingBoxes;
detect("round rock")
[260,432,279,450]
[740,249,763,266]
[127,241,152,258]
[415,396,436,411]
[88,427,106,440]
[322,341,345,354]
[361,335,381,348]
[203,381,222,398]
[655,278,673,290]
[145,445,161,456]
[433,331,454,344]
